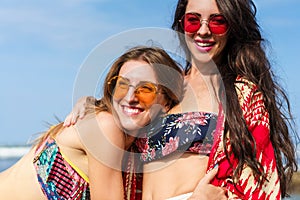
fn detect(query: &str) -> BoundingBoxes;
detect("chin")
[121,122,141,132]
[119,116,150,132]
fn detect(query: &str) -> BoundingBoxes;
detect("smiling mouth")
[196,42,214,47]
[122,106,144,116]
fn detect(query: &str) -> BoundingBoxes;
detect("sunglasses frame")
[179,12,228,35]
[107,75,159,103]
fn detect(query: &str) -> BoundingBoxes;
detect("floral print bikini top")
[135,111,217,163]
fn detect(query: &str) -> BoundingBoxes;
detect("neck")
[124,133,136,150]
[186,63,223,112]
[189,59,220,76]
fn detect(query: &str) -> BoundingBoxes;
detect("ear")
[164,103,171,113]
[156,92,169,112]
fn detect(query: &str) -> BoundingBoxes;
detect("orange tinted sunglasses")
[108,76,158,105]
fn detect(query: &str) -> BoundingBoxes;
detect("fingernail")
[214,164,219,169]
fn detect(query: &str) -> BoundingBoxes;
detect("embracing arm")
[88,152,124,199]
[76,112,125,199]
[188,166,227,200]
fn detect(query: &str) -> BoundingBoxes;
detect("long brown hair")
[172,0,298,197]
[36,46,184,147]
[98,46,184,113]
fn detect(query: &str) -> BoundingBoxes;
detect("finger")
[193,165,219,192]
[78,106,86,119]
[86,96,97,104]
[71,112,79,125]
[221,187,228,200]
[63,114,73,127]
[202,165,219,184]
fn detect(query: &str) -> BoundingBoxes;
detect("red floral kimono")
[207,76,280,199]
[123,76,281,200]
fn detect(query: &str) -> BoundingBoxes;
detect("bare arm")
[88,152,124,200]
[75,112,125,199]
[188,166,227,200]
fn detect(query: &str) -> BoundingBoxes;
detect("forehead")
[118,60,157,83]
[186,0,220,15]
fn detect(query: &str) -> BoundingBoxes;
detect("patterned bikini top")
[134,111,217,163]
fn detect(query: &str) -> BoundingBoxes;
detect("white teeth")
[123,107,140,114]
[196,42,212,47]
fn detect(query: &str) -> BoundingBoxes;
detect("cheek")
[214,36,228,56]
[112,99,121,115]
[184,33,194,46]
[216,36,228,50]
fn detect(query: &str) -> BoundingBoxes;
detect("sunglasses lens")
[136,83,157,94]
[182,13,228,35]
[109,76,157,105]
[113,77,130,99]
[209,15,228,35]
[182,13,201,33]
[135,83,157,104]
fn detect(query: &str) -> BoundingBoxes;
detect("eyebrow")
[119,76,157,85]
[185,12,222,17]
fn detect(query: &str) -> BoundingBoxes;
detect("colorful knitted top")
[33,137,90,200]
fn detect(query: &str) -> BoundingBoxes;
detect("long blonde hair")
[35,46,184,147]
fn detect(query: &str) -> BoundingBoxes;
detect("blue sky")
[0,0,299,155]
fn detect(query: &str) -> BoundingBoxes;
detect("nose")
[197,20,211,36]
[123,86,138,103]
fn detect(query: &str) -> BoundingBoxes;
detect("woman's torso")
[0,125,89,200]
[138,111,217,199]
[141,75,220,199]
[0,147,45,199]
[142,152,208,199]
[34,126,90,199]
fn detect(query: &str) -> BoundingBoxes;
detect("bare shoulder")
[96,112,125,148]
[95,112,119,129]
[75,111,125,150]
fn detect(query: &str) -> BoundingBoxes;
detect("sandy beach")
[290,172,300,195]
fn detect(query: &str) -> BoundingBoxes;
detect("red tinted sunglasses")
[180,13,228,35]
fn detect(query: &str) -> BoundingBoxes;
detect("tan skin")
[65,70,225,200]
[0,60,169,200]
[65,72,225,200]
[66,81,225,199]
[136,0,228,199]
[0,112,127,200]
[0,147,45,199]
[141,73,222,199]
[65,1,229,199]
[67,73,225,196]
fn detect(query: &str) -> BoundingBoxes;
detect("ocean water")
[0,146,30,172]
[0,146,299,199]
[0,157,21,172]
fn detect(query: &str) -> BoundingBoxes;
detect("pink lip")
[194,39,215,53]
